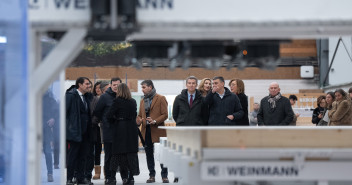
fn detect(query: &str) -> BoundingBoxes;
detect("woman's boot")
[92,165,101,180]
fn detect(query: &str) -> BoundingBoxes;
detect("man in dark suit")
[93,77,122,185]
[173,76,207,126]
[66,77,93,185]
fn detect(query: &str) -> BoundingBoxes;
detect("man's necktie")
[190,94,193,108]
[81,95,87,110]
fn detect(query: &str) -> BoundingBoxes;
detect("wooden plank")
[280,53,317,57]
[297,117,314,126]
[283,93,325,97]
[203,129,352,148]
[290,40,317,45]
[279,39,317,58]
[280,43,317,48]
[66,66,308,80]
[249,97,254,112]
[299,89,324,93]
[280,44,316,48]
[280,48,317,54]
[280,44,317,48]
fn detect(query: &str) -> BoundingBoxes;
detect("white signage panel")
[29,0,91,25]
[201,161,352,181]
[137,0,352,23]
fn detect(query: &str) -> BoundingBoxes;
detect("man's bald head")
[269,82,279,88]
[269,82,280,97]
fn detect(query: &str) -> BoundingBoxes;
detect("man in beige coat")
[137,80,169,183]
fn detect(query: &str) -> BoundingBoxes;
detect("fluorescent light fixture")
[0,36,7,43]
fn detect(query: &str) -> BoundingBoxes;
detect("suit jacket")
[138,93,168,143]
[66,85,91,142]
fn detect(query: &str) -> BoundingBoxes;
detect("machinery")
[29,0,352,70]
[157,127,352,185]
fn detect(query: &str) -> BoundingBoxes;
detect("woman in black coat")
[229,79,249,126]
[311,95,326,125]
[107,83,139,185]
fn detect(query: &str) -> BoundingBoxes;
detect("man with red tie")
[172,76,208,126]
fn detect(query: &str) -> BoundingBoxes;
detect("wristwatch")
[153,120,156,124]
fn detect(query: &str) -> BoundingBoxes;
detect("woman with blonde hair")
[229,79,249,125]
[198,78,212,97]
[107,83,139,184]
[328,89,352,126]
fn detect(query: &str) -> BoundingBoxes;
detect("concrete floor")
[41,152,175,185]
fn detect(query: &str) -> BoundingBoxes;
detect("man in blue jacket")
[205,76,244,125]
[66,77,93,185]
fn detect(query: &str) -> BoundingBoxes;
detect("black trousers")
[104,142,116,180]
[115,153,139,181]
[94,130,102,165]
[85,142,95,179]
[66,136,89,181]
[145,125,168,178]
[120,167,133,181]
[121,171,134,181]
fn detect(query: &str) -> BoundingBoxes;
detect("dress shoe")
[66,179,74,185]
[128,179,135,185]
[162,177,169,183]
[104,179,116,185]
[72,177,77,184]
[173,177,179,183]
[146,176,155,183]
[47,174,54,182]
[122,179,129,185]
[78,178,94,185]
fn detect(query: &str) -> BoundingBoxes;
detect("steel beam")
[27,28,87,185]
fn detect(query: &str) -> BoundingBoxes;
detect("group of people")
[65,76,352,185]
[173,77,295,127]
[66,77,170,185]
[312,87,352,126]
